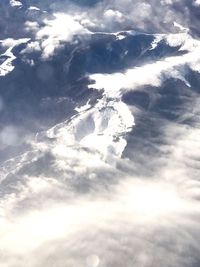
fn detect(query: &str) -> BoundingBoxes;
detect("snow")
[44,97,134,164]
[28,6,40,11]
[0,38,30,76]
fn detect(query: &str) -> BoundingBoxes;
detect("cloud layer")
[1,1,200,267]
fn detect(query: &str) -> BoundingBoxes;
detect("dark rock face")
[70,0,101,6]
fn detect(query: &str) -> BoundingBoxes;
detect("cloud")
[21,0,199,61]
[28,6,41,12]
[45,0,185,32]
[9,0,22,8]
[193,0,200,6]
[1,138,200,267]
[24,21,40,32]
[20,41,41,54]
[1,57,200,265]
[1,93,200,267]
[0,38,30,49]
[104,9,124,22]
[89,32,200,97]
[1,1,200,266]
[34,13,90,58]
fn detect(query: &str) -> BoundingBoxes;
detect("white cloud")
[104,9,123,18]
[21,41,41,54]
[1,1,200,266]
[23,0,195,60]
[35,13,90,58]
[1,138,200,267]
[193,0,200,6]
[73,0,189,33]
[25,21,40,32]
[28,6,40,11]
[0,38,30,49]
[89,32,200,97]
[161,0,180,4]
[32,0,195,35]
[104,9,124,23]
[1,89,200,267]
[9,0,22,8]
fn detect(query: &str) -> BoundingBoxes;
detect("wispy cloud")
[89,32,200,96]
[1,1,200,267]
[35,13,90,58]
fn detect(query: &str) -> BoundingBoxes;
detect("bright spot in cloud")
[118,180,184,218]
[194,0,200,6]
[10,0,22,7]
[86,254,100,267]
